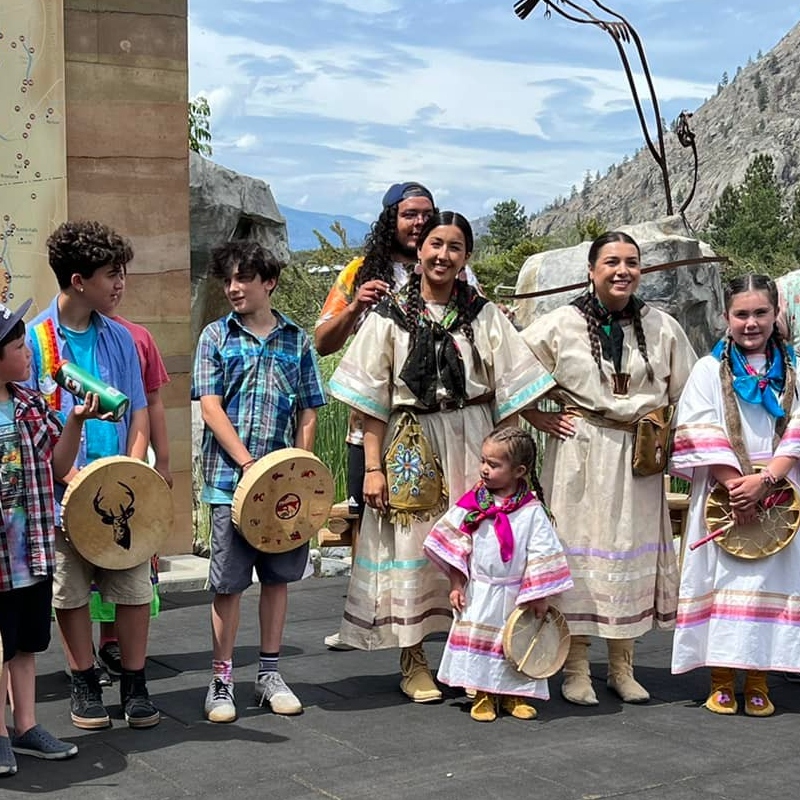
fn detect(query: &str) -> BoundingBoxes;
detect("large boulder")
[514,216,726,356]
[190,152,289,341]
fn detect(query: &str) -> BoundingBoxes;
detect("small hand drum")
[61,456,173,570]
[502,605,570,679]
[704,465,800,559]
[231,448,334,553]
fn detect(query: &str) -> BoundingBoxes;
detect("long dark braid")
[631,306,655,382]
[355,205,400,289]
[454,277,481,366]
[572,293,607,381]
[719,335,751,473]
[405,272,425,349]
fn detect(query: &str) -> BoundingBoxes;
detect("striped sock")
[212,659,233,684]
[257,652,279,678]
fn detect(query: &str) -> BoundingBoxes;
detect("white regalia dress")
[424,497,573,698]
[522,303,696,638]
[670,354,800,673]
[328,301,555,650]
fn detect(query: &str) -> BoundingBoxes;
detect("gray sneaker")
[254,672,302,715]
[204,678,236,723]
[0,736,17,776]
[11,724,78,760]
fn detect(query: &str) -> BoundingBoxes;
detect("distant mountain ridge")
[528,22,800,235]
[279,205,371,252]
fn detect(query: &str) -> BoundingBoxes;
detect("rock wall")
[189,152,289,341]
[514,216,726,356]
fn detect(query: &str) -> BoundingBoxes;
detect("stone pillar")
[64,1,192,554]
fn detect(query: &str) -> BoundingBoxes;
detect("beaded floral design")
[388,443,437,498]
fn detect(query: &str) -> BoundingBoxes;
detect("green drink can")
[52,360,130,421]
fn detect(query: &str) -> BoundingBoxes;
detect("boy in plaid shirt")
[192,241,326,723]
[0,298,101,775]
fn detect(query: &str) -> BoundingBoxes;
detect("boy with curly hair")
[26,220,156,731]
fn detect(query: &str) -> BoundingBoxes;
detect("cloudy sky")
[189,0,798,222]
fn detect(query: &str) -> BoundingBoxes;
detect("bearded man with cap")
[315,183,434,654]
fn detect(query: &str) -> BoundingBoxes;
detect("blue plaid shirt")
[192,310,326,498]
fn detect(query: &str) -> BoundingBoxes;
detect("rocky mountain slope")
[528,22,800,236]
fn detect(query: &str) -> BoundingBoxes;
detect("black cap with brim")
[0,298,33,344]
[381,182,435,208]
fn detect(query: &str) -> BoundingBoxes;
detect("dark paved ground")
[6,575,799,799]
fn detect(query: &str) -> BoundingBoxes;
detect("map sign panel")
[0,1,65,314]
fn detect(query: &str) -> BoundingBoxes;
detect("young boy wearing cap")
[26,220,156,731]
[0,298,101,775]
[193,240,326,723]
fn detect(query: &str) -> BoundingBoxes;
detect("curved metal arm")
[675,111,698,217]
[514,0,674,215]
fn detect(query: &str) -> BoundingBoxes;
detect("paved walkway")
[7,575,800,799]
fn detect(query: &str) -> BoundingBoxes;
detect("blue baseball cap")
[0,298,32,343]
[381,182,435,209]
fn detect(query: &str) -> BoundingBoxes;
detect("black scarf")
[571,292,645,374]
[376,282,488,408]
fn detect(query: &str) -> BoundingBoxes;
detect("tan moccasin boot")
[744,670,774,717]
[500,695,537,719]
[705,667,737,714]
[470,692,497,722]
[561,635,599,706]
[606,638,650,703]
[399,644,442,703]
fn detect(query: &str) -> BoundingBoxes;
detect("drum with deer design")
[231,448,334,553]
[61,456,173,569]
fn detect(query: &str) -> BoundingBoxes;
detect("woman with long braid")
[328,212,554,703]
[671,274,800,715]
[521,231,696,706]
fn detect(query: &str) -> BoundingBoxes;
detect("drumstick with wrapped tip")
[689,520,735,551]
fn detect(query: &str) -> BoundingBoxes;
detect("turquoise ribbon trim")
[496,373,556,420]
[328,376,390,421]
[354,554,430,572]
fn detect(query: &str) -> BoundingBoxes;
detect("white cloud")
[323,0,401,11]
[234,133,258,149]
[188,0,795,220]
[189,24,711,140]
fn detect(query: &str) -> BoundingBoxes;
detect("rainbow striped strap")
[30,317,63,412]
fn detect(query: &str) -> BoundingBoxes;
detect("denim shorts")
[208,505,309,594]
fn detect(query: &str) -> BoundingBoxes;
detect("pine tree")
[708,155,789,266]
[486,199,530,251]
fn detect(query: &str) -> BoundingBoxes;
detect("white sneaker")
[204,678,236,723]
[324,632,355,651]
[254,672,302,715]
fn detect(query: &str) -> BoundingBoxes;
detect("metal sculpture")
[675,110,698,218]
[513,0,678,215]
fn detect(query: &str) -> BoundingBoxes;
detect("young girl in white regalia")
[671,274,800,716]
[423,426,573,722]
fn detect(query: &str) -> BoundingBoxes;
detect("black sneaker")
[120,669,160,729]
[94,658,113,687]
[70,668,111,730]
[98,641,123,677]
